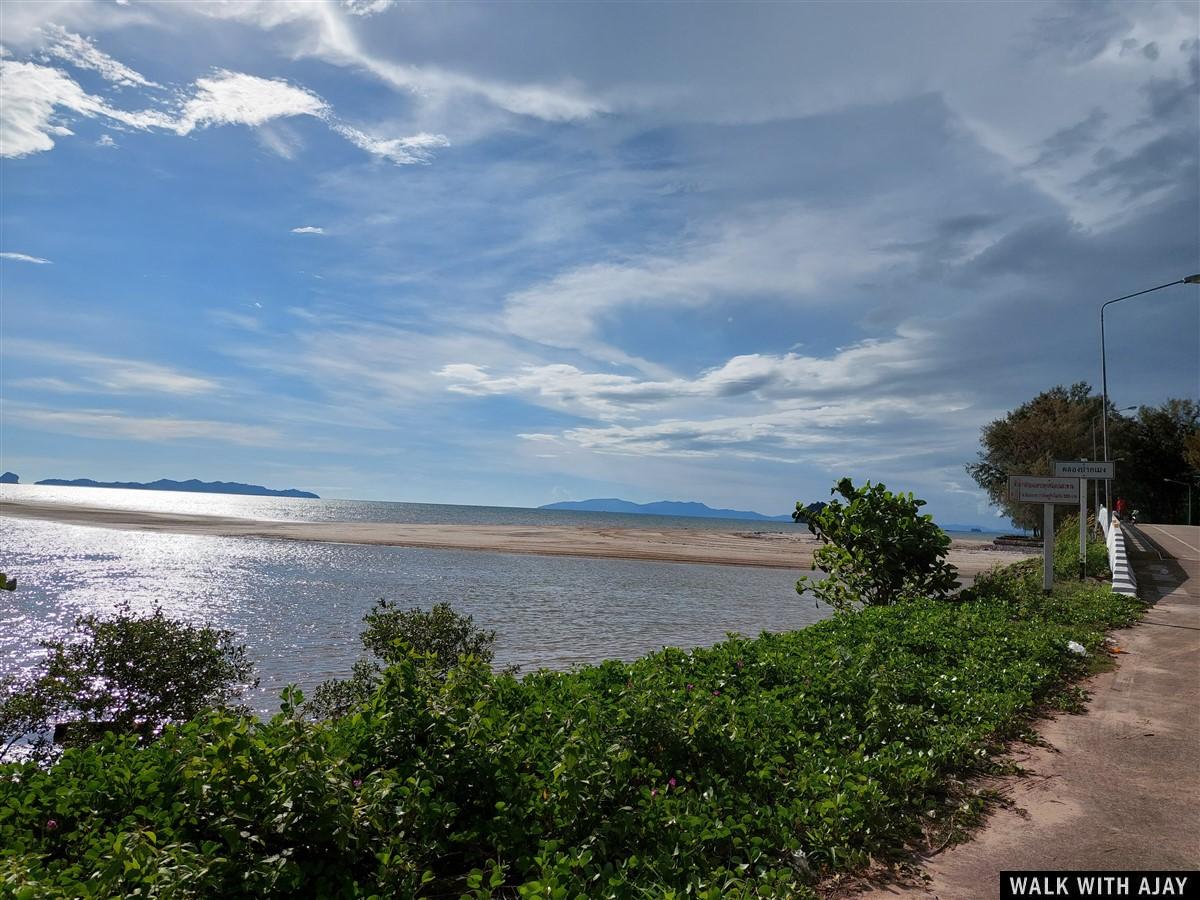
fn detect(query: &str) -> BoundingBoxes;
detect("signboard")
[1008,475,1080,505]
[1053,460,1115,480]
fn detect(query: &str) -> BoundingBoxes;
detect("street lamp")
[1163,477,1195,527]
[1100,274,1200,521]
[1092,407,1134,520]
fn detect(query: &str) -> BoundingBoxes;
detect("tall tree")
[1117,399,1200,523]
[966,383,1104,533]
[968,386,1199,530]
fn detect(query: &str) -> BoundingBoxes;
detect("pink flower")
[46,819,58,831]
[686,683,694,691]
[712,690,721,696]
[650,788,658,798]
[668,777,677,788]
[352,779,363,789]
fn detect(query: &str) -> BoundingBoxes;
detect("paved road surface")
[856,522,1199,899]
[1133,523,1199,567]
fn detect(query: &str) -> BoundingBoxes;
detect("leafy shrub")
[1052,514,1110,581]
[0,577,1141,898]
[306,601,501,720]
[796,478,959,611]
[0,604,255,761]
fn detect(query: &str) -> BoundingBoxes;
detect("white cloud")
[171,69,326,134]
[96,132,116,147]
[340,0,395,16]
[39,24,158,87]
[438,330,936,421]
[0,251,52,264]
[291,225,325,234]
[329,123,449,164]
[0,59,171,157]
[0,59,447,164]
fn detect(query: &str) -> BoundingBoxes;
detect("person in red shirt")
[1114,497,1128,521]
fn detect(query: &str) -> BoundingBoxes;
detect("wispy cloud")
[0,58,447,164]
[184,0,608,123]
[0,251,52,264]
[7,406,283,447]
[291,225,325,234]
[328,123,449,164]
[439,331,937,421]
[4,341,220,396]
[501,208,904,364]
[39,24,159,88]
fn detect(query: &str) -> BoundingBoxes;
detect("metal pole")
[1043,503,1055,593]
[1091,425,1099,525]
[1101,306,1110,523]
[1079,475,1087,580]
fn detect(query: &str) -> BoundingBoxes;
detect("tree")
[306,601,503,720]
[795,478,958,612]
[966,383,1115,534]
[1117,399,1199,523]
[968,385,1200,529]
[1,604,255,761]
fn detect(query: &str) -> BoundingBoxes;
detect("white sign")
[1053,460,1115,480]
[1008,475,1080,504]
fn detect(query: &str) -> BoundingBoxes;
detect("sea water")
[1,486,833,712]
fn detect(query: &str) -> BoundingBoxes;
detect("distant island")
[0,472,18,484]
[33,478,320,499]
[539,498,795,522]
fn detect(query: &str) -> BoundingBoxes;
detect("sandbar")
[0,498,1032,575]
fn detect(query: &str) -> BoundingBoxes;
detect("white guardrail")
[1099,506,1138,598]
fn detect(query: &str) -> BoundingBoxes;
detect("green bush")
[0,576,1141,898]
[306,601,502,720]
[0,605,255,762]
[1052,514,1110,581]
[796,478,959,611]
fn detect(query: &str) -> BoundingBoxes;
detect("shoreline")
[1,498,1032,575]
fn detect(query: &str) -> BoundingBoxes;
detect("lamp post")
[1092,407,1134,523]
[1100,274,1200,523]
[1164,477,1194,527]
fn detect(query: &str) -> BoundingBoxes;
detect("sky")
[1,0,1197,524]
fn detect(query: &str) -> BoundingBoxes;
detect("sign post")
[1053,460,1117,580]
[1009,475,1083,592]
[1079,477,1087,578]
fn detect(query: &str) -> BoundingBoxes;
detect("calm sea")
[2,486,1003,712]
[1,485,835,713]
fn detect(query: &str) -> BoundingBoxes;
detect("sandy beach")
[1,497,1032,575]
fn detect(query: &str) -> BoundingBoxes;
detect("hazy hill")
[538,498,795,522]
[34,477,319,499]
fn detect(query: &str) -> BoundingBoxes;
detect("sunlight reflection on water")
[1,517,828,714]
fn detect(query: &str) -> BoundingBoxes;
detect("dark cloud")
[1026,0,1131,64]
[1027,107,1108,169]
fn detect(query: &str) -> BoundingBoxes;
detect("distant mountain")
[0,472,18,484]
[539,498,795,522]
[34,477,319,499]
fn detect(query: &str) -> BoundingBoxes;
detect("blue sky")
[1,0,1197,524]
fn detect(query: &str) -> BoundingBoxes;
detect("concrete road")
[1134,523,1200,567]
[854,522,1200,899]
